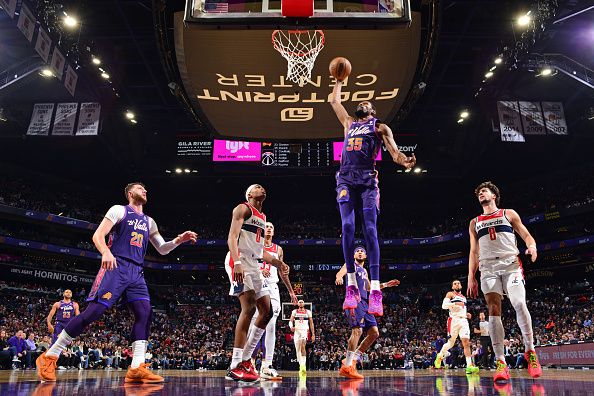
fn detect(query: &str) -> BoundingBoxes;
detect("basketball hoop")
[272,30,325,86]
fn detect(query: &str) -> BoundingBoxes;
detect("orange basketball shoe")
[125,363,165,383]
[36,352,57,382]
[339,363,364,379]
[525,350,542,379]
[493,359,510,383]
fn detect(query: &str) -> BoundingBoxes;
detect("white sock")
[231,347,243,369]
[345,351,356,366]
[131,340,147,369]
[300,356,306,366]
[347,273,357,287]
[370,280,380,291]
[242,327,265,361]
[513,303,535,351]
[264,315,277,364]
[466,356,473,367]
[355,350,362,362]
[489,316,506,362]
[46,330,73,358]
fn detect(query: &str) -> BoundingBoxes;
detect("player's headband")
[298,300,304,304]
[245,184,259,201]
[354,245,367,254]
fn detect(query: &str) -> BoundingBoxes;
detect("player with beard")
[467,181,542,383]
[46,289,79,345]
[289,300,315,376]
[225,185,291,382]
[434,280,479,374]
[37,182,197,383]
[335,246,400,378]
[330,80,416,316]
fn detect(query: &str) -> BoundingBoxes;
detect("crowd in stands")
[1,277,591,372]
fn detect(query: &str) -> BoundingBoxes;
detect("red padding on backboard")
[281,0,314,17]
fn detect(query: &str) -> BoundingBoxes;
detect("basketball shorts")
[447,317,470,339]
[480,267,525,296]
[87,256,150,308]
[254,282,281,319]
[225,253,269,299]
[52,322,67,344]
[344,299,378,331]
[294,329,308,344]
[336,169,380,212]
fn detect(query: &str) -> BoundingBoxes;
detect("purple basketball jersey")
[108,205,150,265]
[55,300,75,324]
[340,117,382,171]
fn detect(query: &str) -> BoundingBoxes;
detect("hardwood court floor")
[1,368,594,395]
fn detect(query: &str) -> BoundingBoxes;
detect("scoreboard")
[260,142,332,168]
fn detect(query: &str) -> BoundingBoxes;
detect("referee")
[473,312,492,368]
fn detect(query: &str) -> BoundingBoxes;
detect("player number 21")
[130,232,144,247]
[346,137,363,151]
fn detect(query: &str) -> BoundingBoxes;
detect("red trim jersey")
[261,243,279,284]
[236,202,266,270]
[292,308,312,332]
[475,209,519,261]
[449,291,467,319]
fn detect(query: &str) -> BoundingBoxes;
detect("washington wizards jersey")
[261,243,280,284]
[108,205,150,265]
[56,301,75,323]
[340,117,382,171]
[292,308,312,332]
[449,292,467,319]
[238,203,266,265]
[475,209,519,261]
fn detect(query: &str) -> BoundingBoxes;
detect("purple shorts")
[336,169,380,212]
[87,256,150,308]
[52,322,66,344]
[344,299,378,330]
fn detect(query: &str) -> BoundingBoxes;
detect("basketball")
[329,57,352,81]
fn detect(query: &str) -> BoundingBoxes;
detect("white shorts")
[294,329,308,344]
[480,267,525,296]
[225,254,269,299]
[255,283,281,318]
[447,317,470,339]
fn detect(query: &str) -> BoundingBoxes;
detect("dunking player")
[225,185,290,382]
[467,181,542,382]
[335,246,399,378]
[330,80,416,316]
[37,182,197,383]
[247,221,298,380]
[289,300,315,375]
[433,280,479,374]
[46,290,79,345]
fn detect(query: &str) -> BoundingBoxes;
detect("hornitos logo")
[226,141,249,153]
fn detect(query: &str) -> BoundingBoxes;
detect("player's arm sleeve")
[148,219,180,255]
[442,297,454,310]
[104,205,126,224]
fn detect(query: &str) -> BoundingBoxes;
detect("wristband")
[528,245,537,249]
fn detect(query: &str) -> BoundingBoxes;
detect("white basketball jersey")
[237,203,266,266]
[292,308,312,332]
[449,291,467,319]
[261,242,279,284]
[475,209,519,261]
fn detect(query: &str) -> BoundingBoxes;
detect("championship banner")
[34,26,52,63]
[542,102,568,135]
[26,103,54,136]
[17,3,36,42]
[76,102,101,135]
[64,64,78,97]
[0,0,18,18]
[52,103,78,135]
[519,101,545,135]
[497,101,525,142]
[50,47,66,80]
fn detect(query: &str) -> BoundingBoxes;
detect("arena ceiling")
[0,0,592,183]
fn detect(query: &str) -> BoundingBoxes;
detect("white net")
[272,30,325,86]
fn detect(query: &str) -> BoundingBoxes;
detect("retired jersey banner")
[34,26,52,63]
[52,103,78,135]
[76,103,101,135]
[497,101,525,142]
[64,64,78,97]
[50,47,66,80]
[519,101,545,135]
[0,0,18,18]
[27,103,54,136]
[542,102,568,135]
[17,3,36,42]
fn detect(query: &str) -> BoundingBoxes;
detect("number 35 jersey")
[340,117,382,171]
[475,209,519,273]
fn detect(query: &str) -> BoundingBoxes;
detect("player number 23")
[130,232,144,247]
[346,138,363,151]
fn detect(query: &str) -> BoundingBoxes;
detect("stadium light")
[457,118,464,124]
[414,168,421,174]
[101,72,110,79]
[130,119,138,124]
[40,68,54,77]
[184,169,191,173]
[485,71,494,78]
[460,110,469,119]
[92,57,101,65]
[175,168,182,174]
[125,111,135,119]
[540,67,553,76]
[63,14,79,28]
[494,57,503,65]
[517,12,532,27]
[489,66,497,71]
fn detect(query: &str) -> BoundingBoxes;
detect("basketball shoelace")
[527,352,539,368]
[496,360,507,372]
